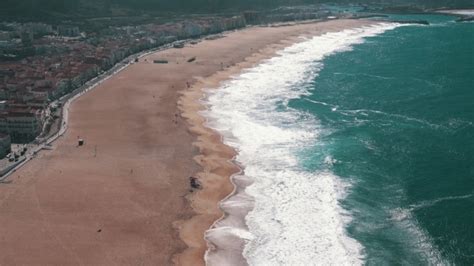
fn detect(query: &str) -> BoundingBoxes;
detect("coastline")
[0,19,374,265]
[176,19,375,265]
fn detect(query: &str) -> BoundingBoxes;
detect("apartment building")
[0,133,11,158]
[0,108,43,143]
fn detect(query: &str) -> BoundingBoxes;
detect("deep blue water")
[291,15,473,265]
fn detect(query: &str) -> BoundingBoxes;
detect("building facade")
[0,109,43,143]
[0,133,11,158]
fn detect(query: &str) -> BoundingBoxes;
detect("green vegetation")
[1,0,472,19]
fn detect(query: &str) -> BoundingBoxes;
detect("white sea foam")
[203,23,401,265]
[389,207,446,265]
[438,9,474,16]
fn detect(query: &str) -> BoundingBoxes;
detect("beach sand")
[0,19,372,265]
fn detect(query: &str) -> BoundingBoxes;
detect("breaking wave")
[202,23,401,265]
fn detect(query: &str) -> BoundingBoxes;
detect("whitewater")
[202,23,401,265]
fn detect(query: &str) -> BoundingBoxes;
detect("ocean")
[204,15,473,265]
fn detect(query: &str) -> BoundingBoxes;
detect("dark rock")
[391,20,430,25]
[189,176,201,189]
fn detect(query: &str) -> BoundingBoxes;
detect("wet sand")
[177,19,375,265]
[0,19,372,265]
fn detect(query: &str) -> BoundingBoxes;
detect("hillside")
[1,0,473,20]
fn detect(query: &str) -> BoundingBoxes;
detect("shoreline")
[176,19,375,265]
[0,19,374,265]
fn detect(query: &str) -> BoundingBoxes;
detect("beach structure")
[173,41,185,48]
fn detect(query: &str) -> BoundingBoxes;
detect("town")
[0,7,345,161]
[0,4,383,178]
[0,15,248,146]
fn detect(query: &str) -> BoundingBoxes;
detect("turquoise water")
[291,16,473,264]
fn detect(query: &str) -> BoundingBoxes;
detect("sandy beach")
[0,19,372,265]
